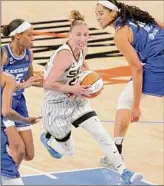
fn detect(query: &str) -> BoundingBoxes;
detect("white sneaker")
[120,169,143,185]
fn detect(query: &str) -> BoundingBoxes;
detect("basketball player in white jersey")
[40,10,143,185]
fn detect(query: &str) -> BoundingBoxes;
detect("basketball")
[78,70,104,98]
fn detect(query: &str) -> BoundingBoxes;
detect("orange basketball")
[79,70,104,98]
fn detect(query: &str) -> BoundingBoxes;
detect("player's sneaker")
[40,132,62,159]
[120,169,143,185]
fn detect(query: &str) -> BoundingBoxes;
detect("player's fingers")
[81,85,91,89]
[31,82,41,86]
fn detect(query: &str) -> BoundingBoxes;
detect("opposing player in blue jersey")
[2,19,43,167]
[95,0,164,166]
[1,48,40,185]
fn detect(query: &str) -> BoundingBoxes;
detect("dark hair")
[2,19,25,37]
[69,10,86,31]
[108,0,157,27]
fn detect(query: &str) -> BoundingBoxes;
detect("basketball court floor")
[1,1,164,185]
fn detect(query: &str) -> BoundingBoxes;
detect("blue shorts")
[12,94,31,131]
[1,129,20,178]
[143,69,164,97]
[142,52,164,97]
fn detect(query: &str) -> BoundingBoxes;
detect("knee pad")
[55,131,71,142]
[46,131,71,143]
[72,111,97,128]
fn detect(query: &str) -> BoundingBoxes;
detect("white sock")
[113,137,124,145]
[81,116,126,175]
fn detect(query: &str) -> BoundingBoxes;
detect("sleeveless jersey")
[3,44,32,97]
[44,43,84,101]
[114,17,164,96]
[114,17,164,73]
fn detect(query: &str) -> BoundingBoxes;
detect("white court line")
[22,166,101,178]
[22,166,156,185]
[23,166,105,177]
[52,167,156,185]
[21,165,58,179]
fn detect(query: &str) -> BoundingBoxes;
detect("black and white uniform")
[42,43,95,141]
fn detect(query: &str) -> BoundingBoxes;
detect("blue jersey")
[114,17,164,96]
[1,86,20,178]
[3,44,32,97]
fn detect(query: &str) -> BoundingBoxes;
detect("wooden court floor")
[1,1,164,185]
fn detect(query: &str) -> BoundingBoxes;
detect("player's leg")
[114,70,164,154]
[71,99,143,184]
[114,80,134,154]
[40,101,75,158]
[100,81,134,168]
[1,131,23,185]
[18,129,34,161]
[80,115,143,184]
[5,122,25,167]
[113,56,164,150]
[13,95,34,162]
[40,101,61,158]
[101,80,145,167]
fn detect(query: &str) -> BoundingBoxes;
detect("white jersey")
[44,43,84,101]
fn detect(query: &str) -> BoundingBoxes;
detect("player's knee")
[23,144,34,161]
[24,151,34,161]
[13,142,25,159]
[18,147,25,159]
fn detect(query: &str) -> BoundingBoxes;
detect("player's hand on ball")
[71,84,90,97]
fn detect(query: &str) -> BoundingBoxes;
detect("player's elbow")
[137,65,143,74]
[131,63,143,74]
[24,152,34,161]
[24,144,34,161]
[135,66,143,74]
